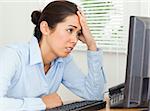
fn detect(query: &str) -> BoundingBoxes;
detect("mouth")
[65,47,73,53]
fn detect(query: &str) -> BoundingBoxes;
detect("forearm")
[84,49,107,100]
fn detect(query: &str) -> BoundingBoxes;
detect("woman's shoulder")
[7,42,28,52]
[0,41,30,60]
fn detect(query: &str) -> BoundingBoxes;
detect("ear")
[40,21,50,36]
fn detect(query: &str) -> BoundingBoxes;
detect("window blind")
[75,0,128,53]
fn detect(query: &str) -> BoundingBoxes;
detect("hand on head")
[77,7,97,51]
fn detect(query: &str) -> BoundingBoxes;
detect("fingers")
[76,7,89,43]
[77,7,86,22]
[77,8,87,30]
[77,6,85,17]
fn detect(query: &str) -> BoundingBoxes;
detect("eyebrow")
[68,25,77,28]
[68,25,81,31]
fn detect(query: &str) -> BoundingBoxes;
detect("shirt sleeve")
[0,47,46,110]
[62,49,107,100]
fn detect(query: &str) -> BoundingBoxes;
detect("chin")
[60,52,70,58]
[61,54,69,58]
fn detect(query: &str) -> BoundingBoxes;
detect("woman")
[0,0,106,110]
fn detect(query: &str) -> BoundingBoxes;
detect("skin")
[40,10,97,109]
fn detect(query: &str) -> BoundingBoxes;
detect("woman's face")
[46,14,82,58]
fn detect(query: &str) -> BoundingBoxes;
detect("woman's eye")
[67,29,73,33]
[77,32,82,38]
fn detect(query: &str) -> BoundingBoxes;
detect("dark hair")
[31,0,78,42]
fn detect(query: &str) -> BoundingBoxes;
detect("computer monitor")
[124,16,150,108]
[140,16,150,107]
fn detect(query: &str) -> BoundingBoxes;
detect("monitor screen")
[124,16,150,108]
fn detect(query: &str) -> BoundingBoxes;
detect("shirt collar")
[54,57,64,64]
[29,37,43,65]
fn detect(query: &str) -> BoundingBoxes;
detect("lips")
[65,47,73,52]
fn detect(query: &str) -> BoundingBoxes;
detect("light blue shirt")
[0,37,106,110]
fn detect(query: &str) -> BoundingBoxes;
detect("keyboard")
[109,83,125,108]
[47,100,106,111]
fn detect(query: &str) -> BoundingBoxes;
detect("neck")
[39,38,57,65]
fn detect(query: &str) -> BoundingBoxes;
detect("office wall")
[0,1,39,45]
[0,0,149,102]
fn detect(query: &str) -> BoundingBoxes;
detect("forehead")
[59,15,81,29]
